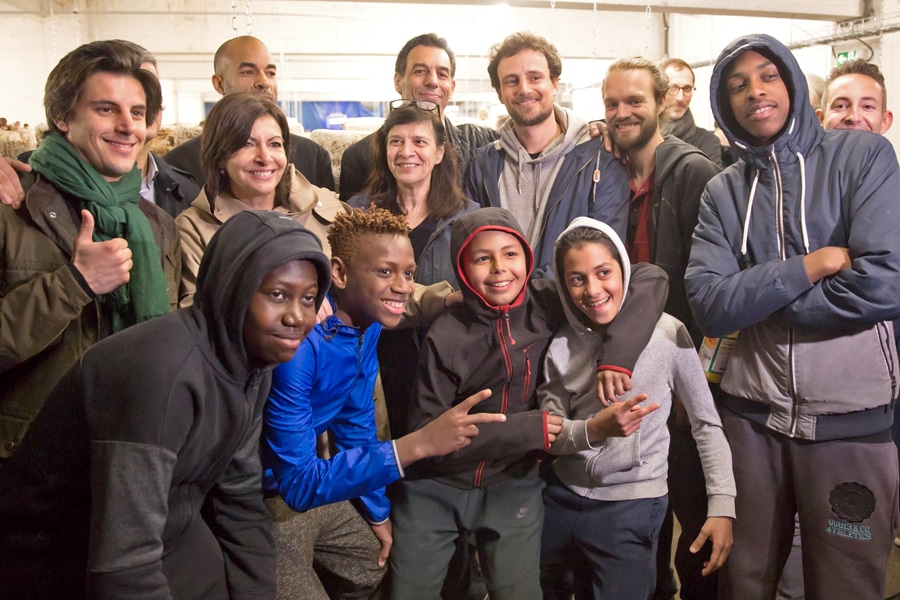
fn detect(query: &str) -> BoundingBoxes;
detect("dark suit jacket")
[151,153,200,218]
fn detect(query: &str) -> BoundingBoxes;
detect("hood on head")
[552,217,630,333]
[710,34,821,160]
[195,210,332,377]
[450,207,533,310]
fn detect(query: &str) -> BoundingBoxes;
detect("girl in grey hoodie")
[538,217,735,600]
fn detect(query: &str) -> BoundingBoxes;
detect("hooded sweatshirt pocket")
[584,430,642,485]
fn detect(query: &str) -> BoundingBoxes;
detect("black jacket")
[164,133,335,192]
[641,136,720,345]
[0,211,331,599]
[661,109,723,168]
[408,207,668,489]
[339,118,498,199]
[150,152,200,217]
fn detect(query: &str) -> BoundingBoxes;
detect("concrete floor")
[885,543,900,599]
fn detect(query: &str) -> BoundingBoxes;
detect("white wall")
[666,14,835,130]
[0,1,667,128]
[5,0,900,155]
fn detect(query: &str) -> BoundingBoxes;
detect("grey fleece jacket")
[539,217,735,518]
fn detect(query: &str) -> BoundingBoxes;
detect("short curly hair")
[327,207,410,266]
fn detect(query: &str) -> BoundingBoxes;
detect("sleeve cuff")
[390,440,405,479]
[580,420,605,451]
[781,254,815,299]
[707,494,737,519]
[597,364,632,377]
[67,262,96,298]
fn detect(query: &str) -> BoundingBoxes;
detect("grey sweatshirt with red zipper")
[407,207,669,489]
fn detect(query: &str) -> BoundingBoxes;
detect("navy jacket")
[686,34,900,440]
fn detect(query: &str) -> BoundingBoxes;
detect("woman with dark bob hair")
[349,101,478,437]
[176,92,345,306]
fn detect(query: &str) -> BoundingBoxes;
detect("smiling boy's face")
[562,241,624,326]
[333,233,416,330]
[462,229,527,307]
[725,50,790,146]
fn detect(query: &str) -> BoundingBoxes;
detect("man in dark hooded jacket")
[686,34,900,600]
[0,210,332,600]
[602,56,721,600]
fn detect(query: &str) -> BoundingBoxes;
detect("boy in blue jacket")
[262,208,504,599]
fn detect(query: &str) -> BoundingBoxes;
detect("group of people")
[0,24,897,600]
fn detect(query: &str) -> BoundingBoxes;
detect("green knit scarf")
[31,132,170,331]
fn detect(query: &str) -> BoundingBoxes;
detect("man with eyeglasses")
[659,58,723,167]
[339,33,499,200]
[465,32,629,278]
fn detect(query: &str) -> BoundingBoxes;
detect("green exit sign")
[836,50,858,65]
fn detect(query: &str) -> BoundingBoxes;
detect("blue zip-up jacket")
[464,108,630,279]
[263,305,400,523]
[685,34,900,440]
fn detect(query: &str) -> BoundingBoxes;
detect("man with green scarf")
[0,39,181,469]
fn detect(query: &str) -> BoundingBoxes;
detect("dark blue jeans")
[540,473,667,600]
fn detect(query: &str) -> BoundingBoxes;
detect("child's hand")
[586,394,658,443]
[546,414,563,444]
[396,390,505,465]
[443,291,463,308]
[369,519,392,567]
[596,370,632,406]
[691,516,733,576]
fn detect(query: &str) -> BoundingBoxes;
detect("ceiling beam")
[321,0,867,21]
[1,0,868,22]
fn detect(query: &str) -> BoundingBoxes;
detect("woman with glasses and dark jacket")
[349,100,479,438]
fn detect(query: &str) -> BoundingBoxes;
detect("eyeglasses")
[668,85,696,97]
[389,98,442,119]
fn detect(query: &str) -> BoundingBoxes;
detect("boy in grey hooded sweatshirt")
[539,217,735,600]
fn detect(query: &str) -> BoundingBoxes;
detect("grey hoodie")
[539,217,735,518]
[497,106,589,248]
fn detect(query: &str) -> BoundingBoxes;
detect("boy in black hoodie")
[0,211,331,599]
[390,207,668,599]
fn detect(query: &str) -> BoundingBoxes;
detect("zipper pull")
[504,312,516,345]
